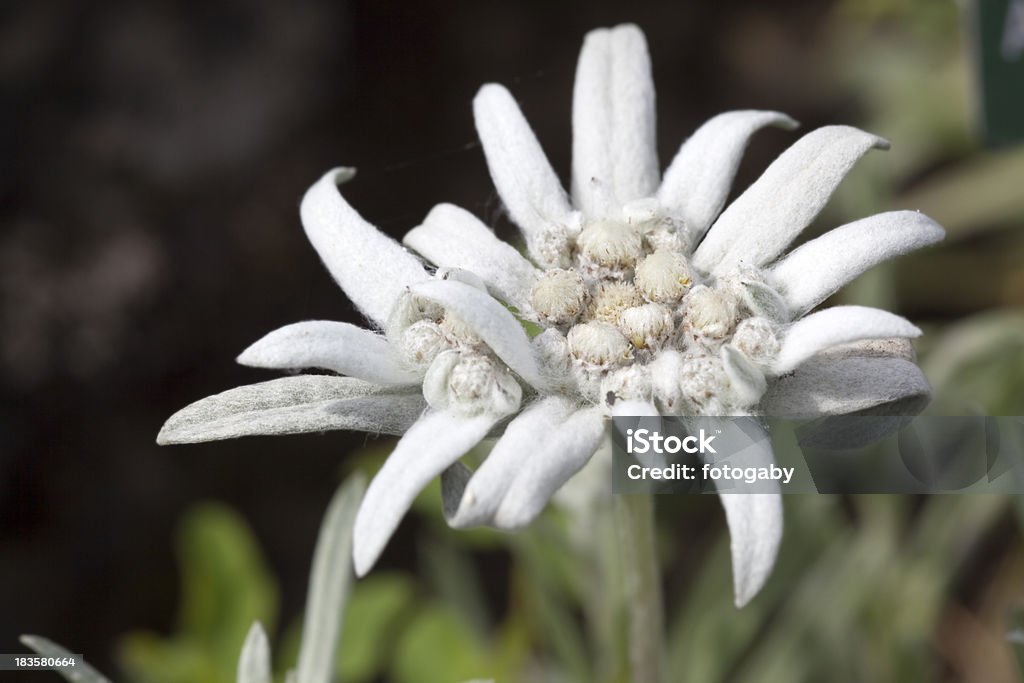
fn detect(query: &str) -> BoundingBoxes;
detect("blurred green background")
[3,0,1023,681]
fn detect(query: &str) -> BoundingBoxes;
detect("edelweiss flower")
[159,23,943,607]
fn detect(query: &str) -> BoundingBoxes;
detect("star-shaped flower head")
[158,23,943,608]
[400,24,943,604]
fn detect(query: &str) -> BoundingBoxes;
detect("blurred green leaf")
[390,602,492,683]
[509,524,593,682]
[667,495,844,682]
[337,573,417,683]
[897,149,1024,241]
[921,309,1024,414]
[119,504,277,683]
[420,535,492,635]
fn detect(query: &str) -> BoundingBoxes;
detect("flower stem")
[615,493,664,683]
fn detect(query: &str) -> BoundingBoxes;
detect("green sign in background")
[972,0,1024,145]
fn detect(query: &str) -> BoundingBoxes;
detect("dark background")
[1,0,1001,679]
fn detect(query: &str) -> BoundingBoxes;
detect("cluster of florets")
[391,206,787,420]
[389,269,523,419]
[524,204,784,417]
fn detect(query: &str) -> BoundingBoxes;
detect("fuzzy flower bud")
[530,268,587,324]
[618,303,674,350]
[399,319,452,367]
[682,285,737,338]
[567,321,633,367]
[634,250,692,304]
[587,281,643,324]
[423,350,522,417]
[576,220,643,270]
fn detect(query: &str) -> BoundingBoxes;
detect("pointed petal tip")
[235,346,258,367]
[352,543,373,578]
[726,496,782,609]
[492,508,531,531]
[821,124,890,150]
[777,114,800,130]
[321,166,356,184]
[474,82,509,102]
[733,565,771,609]
[246,620,268,638]
[581,25,610,42]
[611,22,644,38]
[734,590,753,610]
[156,412,188,445]
[420,201,460,225]
[912,211,947,240]
[582,22,644,42]
[351,511,381,578]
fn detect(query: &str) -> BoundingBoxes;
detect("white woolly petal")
[300,169,429,327]
[447,396,580,528]
[237,321,419,385]
[691,417,782,607]
[156,376,425,444]
[768,211,945,315]
[353,411,497,576]
[693,126,889,276]
[657,110,798,244]
[720,493,783,608]
[774,306,921,374]
[237,623,272,683]
[404,203,541,313]
[493,406,606,529]
[761,352,931,417]
[473,85,576,248]
[571,24,659,216]
[411,280,547,389]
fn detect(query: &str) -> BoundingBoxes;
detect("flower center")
[529,213,783,416]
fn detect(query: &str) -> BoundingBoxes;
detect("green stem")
[615,493,664,683]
